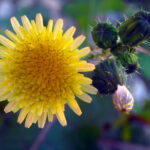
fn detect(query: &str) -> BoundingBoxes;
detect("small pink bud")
[113,85,134,113]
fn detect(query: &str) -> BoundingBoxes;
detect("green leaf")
[98,0,126,12]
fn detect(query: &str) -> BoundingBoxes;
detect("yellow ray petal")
[77,92,92,103]
[70,61,87,68]
[77,63,95,72]
[48,110,53,122]
[12,105,20,113]
[32,116,38,124]
[77,47,91,58]
[56,111,67,126]
[0,45,9,52]
[68,97,82,116]
[37,103,43,116]
[81,84,98,94]
[0,90,11,99]
[47,19,53,34]
[18,107,28,124]
[71,35,85,50]
[62,38,73,50]
[38,112,47,128]
[21,15,32,33]
[36,13,43,33]
[56,102,65,112]
[5,30,20,43]
[11,17,23,38]
[4,101,16,113]
[53,18,63,39]
[31,20,38,35]
[63,26,76,38]
[78,77,92,85]
[0,35,15,49]
[25,113,33,128]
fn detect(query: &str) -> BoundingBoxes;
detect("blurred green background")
[0,0,150,150]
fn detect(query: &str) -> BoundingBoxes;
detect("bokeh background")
[0,0,150,150]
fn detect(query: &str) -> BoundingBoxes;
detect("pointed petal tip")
[82,84,98,95]
[68,99,82,116]
[4,102,16,113]
[25,124,31,128]
[63,26,76,38]
[87,98,92,103]
[53,18,64,39]
[25,113,33,128]
[38,124,45,128]
[76,109,82,116]
[77,63,95,72]
[36,13,43,32]
[70,26,76,31]
[38,112,47,128]
[61,120,67,127]
[38,119,46,128]
[17,119,22,124]
[77,93,92,103]
[10,16,16,22]
[4,109,9,113]
[77,47,91,58]
[36,13,42,17]
[56,111,67,127]
[0,35,15,49]
[58,18,63,21]
[71,35,86,50]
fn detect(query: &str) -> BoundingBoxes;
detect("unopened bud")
[92,58,126,94]
[113,85,134,113]
[111,43,138,74]
[92,22,118,49]
[119,10,150,46]
[117,52,139,74]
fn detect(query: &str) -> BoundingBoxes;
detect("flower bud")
[113,85,134,113]
[92,22,118,49]
[111,43,138,74]
[119,10,150,46]
[92,58,127,94]
[117,52,139,74]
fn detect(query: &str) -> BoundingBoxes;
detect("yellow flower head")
[0,13,97,128]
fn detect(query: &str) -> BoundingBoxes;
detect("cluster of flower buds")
[91,10,150,113]
[92,10,150,74]
[92,58,134,113]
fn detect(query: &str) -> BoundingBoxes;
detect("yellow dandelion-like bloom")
[0,14,97,128]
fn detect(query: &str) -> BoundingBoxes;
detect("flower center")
[6,41,76,101]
